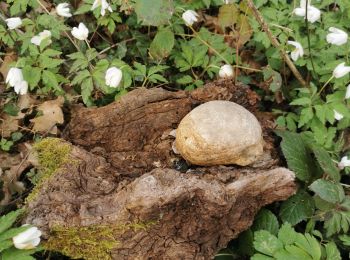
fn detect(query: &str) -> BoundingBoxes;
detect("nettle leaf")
[309,145,340,181]
[253,230,283,257]
[149,28,175,60]
[252,209,279,235]
[309,179,345,204]
[279,190,315,225]
[275,131,316,181]
[134,0,174,26]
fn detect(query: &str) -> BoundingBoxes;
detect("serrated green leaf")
[23,66,41,89]
[309,145,340,181]
[325,242,341,260]
[71,70,91,85]
[134,0,174,26]
[278,223,298,246]
[149,28,174,60]
[252,209,279,235]
[42,70,58,90]
[0,240,13,252]
[309,179,345,204]
[0,209,24,234]
[279,190,315,225]
[275,131,315,181]
[81,77,94,107]
[253,230,283,256]
[0,226,31,242]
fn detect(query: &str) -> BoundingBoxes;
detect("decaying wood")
[25,80,296,259]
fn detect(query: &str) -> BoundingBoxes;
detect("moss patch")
[45,221,156,260]
[26,138,71,202]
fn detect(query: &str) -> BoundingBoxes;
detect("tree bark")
[25,80,296,260]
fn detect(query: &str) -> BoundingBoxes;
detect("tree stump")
[24,80,296,260]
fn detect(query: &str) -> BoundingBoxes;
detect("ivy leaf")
[309,179,345,204]
[279,190,315,225]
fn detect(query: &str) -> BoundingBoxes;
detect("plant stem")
[245,0,307,87]
[316,75,334,97]
[305,0,319,84]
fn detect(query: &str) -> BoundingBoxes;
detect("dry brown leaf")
[30,96,64,134]
[17,93,38,111]
[0,51,17,81]
[0,151,21,168]
[0,113,22,138]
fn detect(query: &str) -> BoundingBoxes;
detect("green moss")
[26,138,71,202]
[44,221,157,260]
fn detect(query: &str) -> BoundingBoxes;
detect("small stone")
[175,100,264,166]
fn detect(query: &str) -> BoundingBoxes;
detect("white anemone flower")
[71,23,89,41]
[182,10,199,26]
[294,0,321,23]
[326,27,348,46]
[6,68,24,87]
[287,41,304,61]
[105,67,122,88]
[333,62,350,79]
[334,110,344,121]
[219,64,234,78]
[338,156,350,170]
[12,226,42,250]
[91,0,112,16]
[345,84,350,99]
[31,30,52,46]
[14,81,28,95]
[5,17,22,30]
[56,3,72,17]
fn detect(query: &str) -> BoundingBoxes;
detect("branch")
[245,0,307,87]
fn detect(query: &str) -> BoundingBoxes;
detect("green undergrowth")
[26,138,71,202]
[45,221,157,260]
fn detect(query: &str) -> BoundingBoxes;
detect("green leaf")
[81,77,94,107]
[0,209,24,234]
[325,242,341,260]
[308,144,340,181]
[279,190,315,225]
[278,223,298,246]
[252,209,279,235]
[218,4,239,28]
[23,66,41,89]
[290,97,311,106]
[2,246,42,260]
[253,230,283,256]
[251,254,274,260]
[3,103,19,116]
[309,179,345,204]
[0,226,31,242]
[275,131,315,181]
[149,28,174,60]
[42,70,58,90]
[294,233,321,260]
[71,70,91,85]
[0,240,13,252]
[134,0,174,26]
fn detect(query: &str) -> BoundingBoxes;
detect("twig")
[245,0,307,87]
[98,38,135,55]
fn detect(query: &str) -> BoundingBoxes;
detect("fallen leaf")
[30,96,64,134]
[0,114,21,138]
[17,94,38,111]
[0,51,17,81]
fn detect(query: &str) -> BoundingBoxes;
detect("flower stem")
[316,75,334,97]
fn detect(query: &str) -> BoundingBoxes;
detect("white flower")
[71,23,89,41]
[12,226,42,250]
[338,156,350,169]
[5,17,22,30]
[334,110,344,121]
[6,68,23,87]
[287,41,304,61]
[14,81,28,95]
[91,0,112,16]
[31,30,52,46]
[346,84,350,99]
[182,10,199,26]
[56,3,72,17]
[294,0,321,23]
[105,67,122,88]
[333,62,350,78]
[219,64,234,78]
[326,27,348,46]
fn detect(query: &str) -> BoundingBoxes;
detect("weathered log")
[25,80,296,260]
